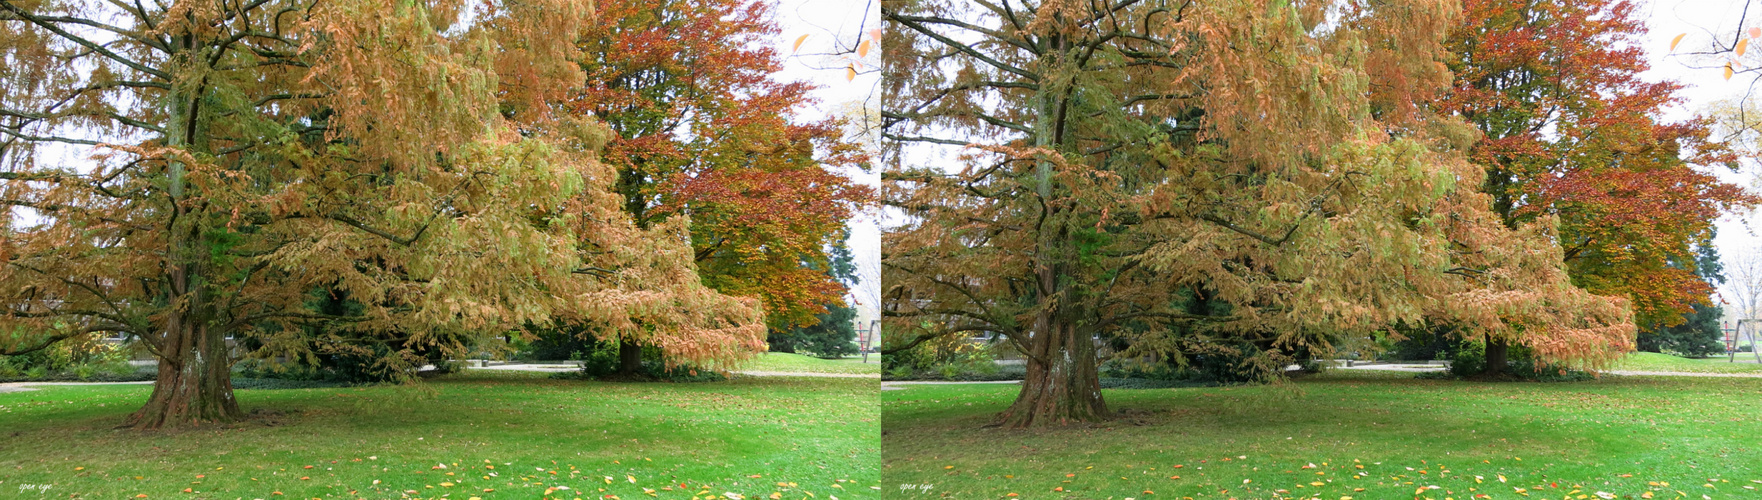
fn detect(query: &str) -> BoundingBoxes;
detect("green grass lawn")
[745,353,881,375]
[0,371,879,499]
[1612,352,1762,374]
[882,370,1762,499]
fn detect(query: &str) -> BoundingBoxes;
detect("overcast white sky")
[770,0,883,324]
[1642,0,1762,310]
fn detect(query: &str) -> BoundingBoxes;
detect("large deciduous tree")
[548,0,873,374]
[770,232,862,358]
[0,0,761,428]
[1434,0,1755,373]
[1637,236,1728,357]
[882,0,1634,427]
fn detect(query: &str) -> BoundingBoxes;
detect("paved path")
[1339,364,1449,373]
[471,363,579,372]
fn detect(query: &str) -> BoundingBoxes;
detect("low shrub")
[1448,341,1486,377]
[517,327,595,361]
[0,368,155,383]
[1429,341,1596,382]
[885,365,913,380]
[546,340,726,382]
[881,364,1024,381]
[0,334,138,382]
[549,360,727,382]
[882,334,998,375]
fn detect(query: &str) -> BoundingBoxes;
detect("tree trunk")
[126,316,242,429]
[618,339,643,375]
[122,64,242,429]
[1482,338,1509,376]
[996,318,1108,427]
[994,72,1108,427]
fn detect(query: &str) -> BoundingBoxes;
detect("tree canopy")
[1437,0,1755,337]
[882,0,1634,427]
[556,0,874,332]
[0,0,764,428]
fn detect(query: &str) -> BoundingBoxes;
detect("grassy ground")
[1612,352,1762,374]
[882,370,1762,499]
[0,371,879,499]
[745,353,881,375]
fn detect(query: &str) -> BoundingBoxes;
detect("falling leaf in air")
[858,40,872,58]
[793,35,809,53]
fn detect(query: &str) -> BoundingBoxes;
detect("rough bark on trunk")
[996,318,1108,427]
[122,67,242,429]
[1482,338,1509,376]
[618,339,643,375]
[125,317,242,429]
[992,66,1109,427]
